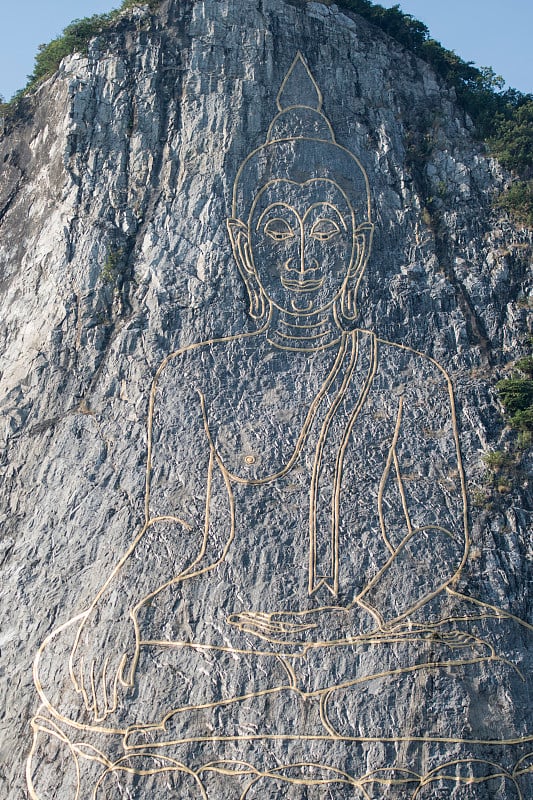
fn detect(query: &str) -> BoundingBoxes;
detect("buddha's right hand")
[69,595,140,722]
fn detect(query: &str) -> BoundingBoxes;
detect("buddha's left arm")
[358,359,468,626]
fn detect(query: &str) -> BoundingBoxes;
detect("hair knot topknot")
[266,52,336,144]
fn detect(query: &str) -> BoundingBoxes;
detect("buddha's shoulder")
[372,336,452,394]
[153,332,265,395]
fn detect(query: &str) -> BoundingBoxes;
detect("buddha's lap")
[32,612,532,800]
[35,608,531,744]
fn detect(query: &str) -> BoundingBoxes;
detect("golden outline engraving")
[309,331,359,594]
[248,178,358,317]
[93,754,209,800]
[201,331,350,486]
[27,50,533,800]
[276,53,324,114]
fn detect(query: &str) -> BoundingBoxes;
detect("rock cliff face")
[0,1,531,798]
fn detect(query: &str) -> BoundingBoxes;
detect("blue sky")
[379,0,533,94]
[1,1,532,101]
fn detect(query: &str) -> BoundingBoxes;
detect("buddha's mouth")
[280,276,324,291]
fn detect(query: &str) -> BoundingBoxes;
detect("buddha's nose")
[299,240,318,275]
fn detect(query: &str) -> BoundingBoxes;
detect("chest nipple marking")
[244,455,256,465]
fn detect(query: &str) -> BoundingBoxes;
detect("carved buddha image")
[28,53,532,800]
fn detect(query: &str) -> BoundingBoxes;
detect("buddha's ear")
[227,218,253,274]
[341,222,374,322]
[352,222,374,276]
[226,218,266,320]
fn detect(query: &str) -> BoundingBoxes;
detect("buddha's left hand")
[227,603,379,645]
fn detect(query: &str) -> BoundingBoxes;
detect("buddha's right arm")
[86,515,204,611]
[69,355,220,718]
[69,515,213,719]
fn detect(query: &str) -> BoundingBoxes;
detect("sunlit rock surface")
[0,1,531,798]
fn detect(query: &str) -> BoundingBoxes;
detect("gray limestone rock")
[0,1,531,798]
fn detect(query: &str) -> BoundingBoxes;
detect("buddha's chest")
[198,331,377,482]
[202,385,320,481]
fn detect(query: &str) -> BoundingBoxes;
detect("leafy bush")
[496,378,533,415]
[482,449,513,471]
[496,376,533,432]
[6,1,159,102]
[29,15,115,85]
[515,356,533,378]
[100,246,124,286]
[120,0,157,8]
[510,407,533,433]
[494,181,533,227]
[489,101,533,175]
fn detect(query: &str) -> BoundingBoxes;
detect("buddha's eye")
[310,218,341,241]
[264,218,295,241]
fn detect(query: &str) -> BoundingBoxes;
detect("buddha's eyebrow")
[256,202,297,231]
[303,201,348,230]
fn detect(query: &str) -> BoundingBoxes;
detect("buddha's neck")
[266,306,342,352]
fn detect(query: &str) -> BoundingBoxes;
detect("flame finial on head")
[266,52,335,144]
[276,51,323,112]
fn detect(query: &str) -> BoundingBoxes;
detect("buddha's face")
[247,178,356,315]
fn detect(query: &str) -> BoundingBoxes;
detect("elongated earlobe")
[226,218,266,320]
[340,222,374,323]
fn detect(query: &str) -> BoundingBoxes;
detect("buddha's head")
[227,53,374,324]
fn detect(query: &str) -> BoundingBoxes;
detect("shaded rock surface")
[0,1,531,798]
